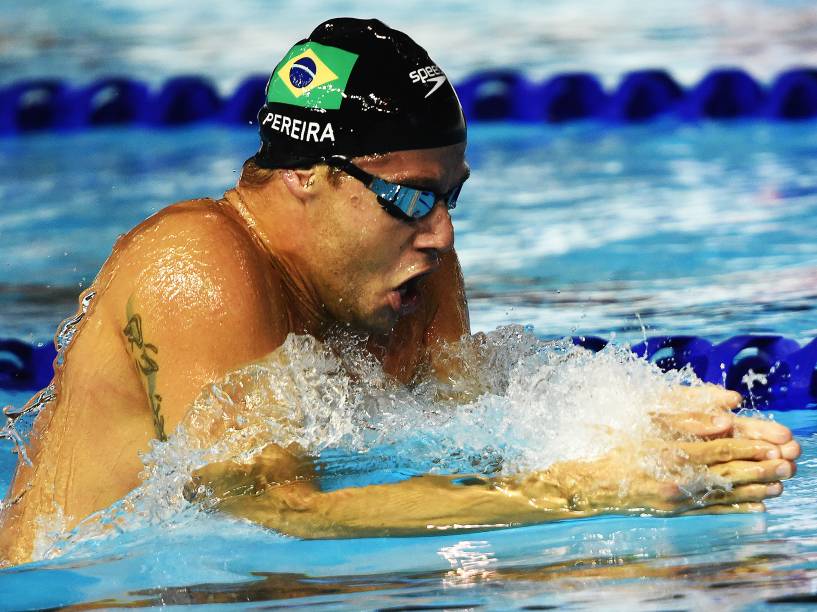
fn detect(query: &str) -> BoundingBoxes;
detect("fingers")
[734,416,793,445]
[678,438,783,465]
[679,502,766,516]
[733,416,800,460]
[702,482,783,504]
[662,480,782,509]
[709,459,796,485]
[661,384,743,411]
[780,439,802,461]
[668,411,800,462]
[654,411,734,439]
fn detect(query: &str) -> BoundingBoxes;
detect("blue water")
[5,2,817,609]
[3,122,817,344]
[0,412,815,609]
[5,1,817,88]
[2,120,817,612]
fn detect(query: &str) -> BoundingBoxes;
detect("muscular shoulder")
[114,199,261,286]
[97,198,289,345]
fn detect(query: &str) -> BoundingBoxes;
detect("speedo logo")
[409,65,447,98]
[261,112,335,143]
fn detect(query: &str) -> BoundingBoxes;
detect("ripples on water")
[4,1,817,88]
[4,4,817,602]
[32,328,703,558]
[3,122,817,343]
[1,332,815,609]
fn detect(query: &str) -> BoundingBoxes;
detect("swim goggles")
[323,155,462,221]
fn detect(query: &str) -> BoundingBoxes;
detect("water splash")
[0,290,96,472]
[54,290,96,364]
[36,326,729,560]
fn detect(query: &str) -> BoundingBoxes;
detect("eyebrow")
[398,166,471,193]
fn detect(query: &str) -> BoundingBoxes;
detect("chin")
[354,305,398,336]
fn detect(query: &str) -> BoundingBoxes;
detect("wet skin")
[0,144,800,566]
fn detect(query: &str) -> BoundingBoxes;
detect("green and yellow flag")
[267,42,358,110]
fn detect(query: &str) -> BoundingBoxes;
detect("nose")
[413,200,454,254]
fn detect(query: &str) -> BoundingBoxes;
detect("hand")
[184,443,314,503]
[653,384,801,461]
[520,434,795,517]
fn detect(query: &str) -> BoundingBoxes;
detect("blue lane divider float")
[0,339,57,392]
[572,334,817,411]
[4,67,817,134]
[2,334,816,410]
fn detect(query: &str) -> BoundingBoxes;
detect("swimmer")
[0,18,800,566]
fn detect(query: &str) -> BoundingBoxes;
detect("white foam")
[36,326,729,560]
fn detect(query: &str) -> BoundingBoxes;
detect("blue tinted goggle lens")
[372,178,461,220]
[322,155,462,222]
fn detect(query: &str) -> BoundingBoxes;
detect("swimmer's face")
[307,142,468,334]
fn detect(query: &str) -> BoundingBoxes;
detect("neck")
[223,185,335,339]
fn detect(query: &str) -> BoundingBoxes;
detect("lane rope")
[3,68,817,134]
[1,334,815,409]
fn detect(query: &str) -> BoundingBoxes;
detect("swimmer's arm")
[420,256,800,456]
[421,249,473,385]
[189,437,792,538]
[108,205,290,435]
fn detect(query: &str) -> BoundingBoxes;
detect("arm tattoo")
[123,311,167,442]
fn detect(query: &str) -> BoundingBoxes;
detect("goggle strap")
[323,154,463,219]
[445,183,462,210]
[324,155,374,188]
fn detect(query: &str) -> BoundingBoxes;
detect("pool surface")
[3,122,817,344]
[1,120,817,609]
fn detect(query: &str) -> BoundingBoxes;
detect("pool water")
[6,0,817,89]
[1,442,816,611]
[3,122,817,343]
[1,121,817,609]
[5,1,817,607]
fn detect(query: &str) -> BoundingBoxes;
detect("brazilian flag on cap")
[267,42,358,110]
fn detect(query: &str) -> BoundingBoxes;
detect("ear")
[281,168,318,201]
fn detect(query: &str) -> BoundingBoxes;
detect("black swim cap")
[254,18,467,169]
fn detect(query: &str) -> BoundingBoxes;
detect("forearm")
[214,471,580,538]
[196,430,794,538]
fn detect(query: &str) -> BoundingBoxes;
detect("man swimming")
[0,18,800,566]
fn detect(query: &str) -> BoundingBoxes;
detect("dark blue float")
[766,68,817,120]
[147,76,223,125]
[681,68,766,120]
[537,72,607,122]
[222,74,268,125]
[6,67,817,131]
[455,70,531,121]
[0,339,57,392]
[0,79,71,134]
[2,334,815,410]
[572,334,817,410]
[606,69,683,122]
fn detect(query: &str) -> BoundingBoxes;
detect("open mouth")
[390,272,430,315]
[398,275,421,300]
